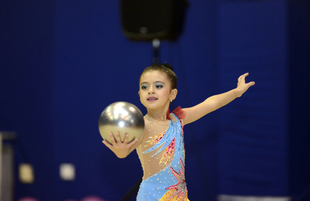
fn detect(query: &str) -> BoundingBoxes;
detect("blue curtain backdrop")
[0,0,309,201]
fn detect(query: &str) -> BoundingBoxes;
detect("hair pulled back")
[139,63,177,89]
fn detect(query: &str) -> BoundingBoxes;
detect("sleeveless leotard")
[136,113,190,201]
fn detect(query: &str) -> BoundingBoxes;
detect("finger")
[238,74,245,82]
[102,140,116,152]
[243,81,255,90]
[123,133,129,144]
[128,138,139,147]
[248,81,255,86]
[242,72,249,78]
[109,132,117,145]
[115,131,122,143]
[239,72,249,82]
[102,140,112,148]
[102,139,112,145]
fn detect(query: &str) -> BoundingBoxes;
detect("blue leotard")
[136,113,189,201]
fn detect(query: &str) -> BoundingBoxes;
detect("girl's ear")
[170,89,178,101]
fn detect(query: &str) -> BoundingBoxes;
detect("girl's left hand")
[235,72,255,97]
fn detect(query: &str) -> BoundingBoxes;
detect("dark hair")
[139,63,177,89]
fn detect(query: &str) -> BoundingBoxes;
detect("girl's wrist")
[233,89,240,98]
[233,90,237,98]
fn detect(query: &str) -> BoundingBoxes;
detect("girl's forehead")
[140,70,169,82]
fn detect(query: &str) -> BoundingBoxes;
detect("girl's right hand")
[102,131,139,158]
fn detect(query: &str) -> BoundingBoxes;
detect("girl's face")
[138,70,177,111]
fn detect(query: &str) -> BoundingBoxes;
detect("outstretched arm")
[182,73,255,125]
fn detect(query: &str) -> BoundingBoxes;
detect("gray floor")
[218,195,291,201]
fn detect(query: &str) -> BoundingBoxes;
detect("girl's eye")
[141,85,148,90]
[155,84,163,88]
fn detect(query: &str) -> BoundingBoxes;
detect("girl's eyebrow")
[140,81,164,85]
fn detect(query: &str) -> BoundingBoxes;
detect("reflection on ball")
[98,101,144,144]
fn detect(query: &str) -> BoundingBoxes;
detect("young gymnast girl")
[102,63,255,201]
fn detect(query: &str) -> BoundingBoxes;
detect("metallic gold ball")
[98,101,144,144]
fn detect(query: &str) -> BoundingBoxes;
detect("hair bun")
[162,63,174,71]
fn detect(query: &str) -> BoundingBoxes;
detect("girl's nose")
[148,86,155,94]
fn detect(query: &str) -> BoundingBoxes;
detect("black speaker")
[120,0,188,41]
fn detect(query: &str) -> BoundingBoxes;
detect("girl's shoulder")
[168,106,186,121]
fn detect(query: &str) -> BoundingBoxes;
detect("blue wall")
[218,0,289,195]
[0,0,56,199]
[0,0,309,200]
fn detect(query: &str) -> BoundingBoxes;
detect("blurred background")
[0,0,309,201]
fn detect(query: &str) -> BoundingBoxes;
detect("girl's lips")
[147,97,158,101]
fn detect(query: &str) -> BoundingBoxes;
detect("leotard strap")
[167,106,186,120]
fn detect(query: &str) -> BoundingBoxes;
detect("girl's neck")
[146,105,170,121]
[145,114,167,122]
[146,110,168,121]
